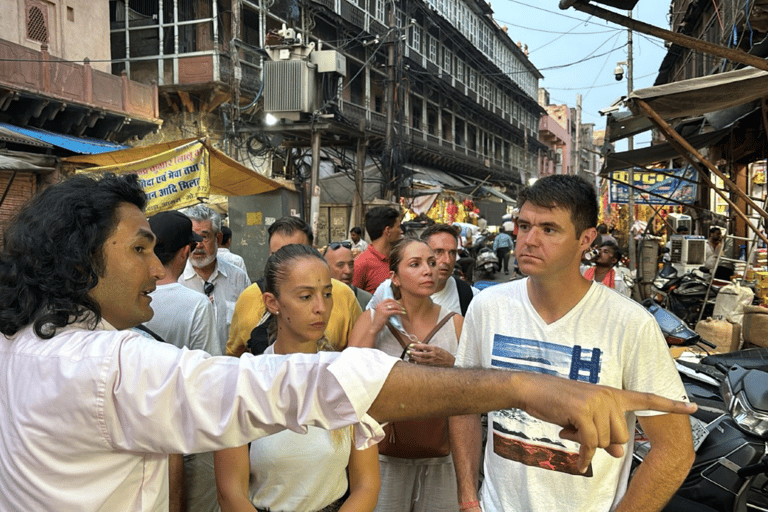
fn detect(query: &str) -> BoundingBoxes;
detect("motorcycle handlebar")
[737,460,768,478]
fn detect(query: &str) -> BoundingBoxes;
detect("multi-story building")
[0,0,160,238]
[110,0,545,232]
[539,100,573,176]
[538,98,571,177]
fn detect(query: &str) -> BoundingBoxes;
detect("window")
[26,2,48,44]
[429,36,437,62]
[443,48,452,73]
[410,25,421,52]
[455,56,464,83]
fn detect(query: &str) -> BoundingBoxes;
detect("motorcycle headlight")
[723,377,768,438]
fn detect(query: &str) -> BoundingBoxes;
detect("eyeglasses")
[328,241,352,250]
[204,281,215,296]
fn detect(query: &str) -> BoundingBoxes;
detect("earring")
[274,311,280,316]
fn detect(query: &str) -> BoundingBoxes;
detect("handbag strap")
[386,311,457,359]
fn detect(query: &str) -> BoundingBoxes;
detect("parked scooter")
[643,301,717,349]
[474,246,500,280]
[643,351,768,511]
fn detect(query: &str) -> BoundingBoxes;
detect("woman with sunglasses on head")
[348,238,464,512]
[214,244,380,512]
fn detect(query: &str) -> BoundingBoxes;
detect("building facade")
[110,0,545,202]
[0,0,160,239]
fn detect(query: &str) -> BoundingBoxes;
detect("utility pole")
[627,9,636,274]
[574,94,582,176]
[384,0,396,201]
[230,0,242,159]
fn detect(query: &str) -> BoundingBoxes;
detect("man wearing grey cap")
[144,210,221,512]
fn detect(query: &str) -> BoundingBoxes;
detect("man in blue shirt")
[493,228,514,275]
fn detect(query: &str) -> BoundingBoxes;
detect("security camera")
[614,64,624,81]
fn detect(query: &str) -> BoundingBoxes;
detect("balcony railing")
[339,99,523,177]
[0,39,158,122]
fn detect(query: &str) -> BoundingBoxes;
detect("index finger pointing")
[621,391,696,415]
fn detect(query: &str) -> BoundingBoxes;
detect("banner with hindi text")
[82,140,210,215]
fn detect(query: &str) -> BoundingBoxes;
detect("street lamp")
[264,113,279,126]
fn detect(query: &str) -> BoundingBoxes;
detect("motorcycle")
[643,350,768,511]
[650,258,719,327]
[474,246,500,280]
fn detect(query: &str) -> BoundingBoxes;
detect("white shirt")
[349,238,368,255]
[143,282,221,512]
[0,321,396,512]
[217,247,248,275]
[145,282,220,355]
[456,280,685,512]
[248,345,352,511]
[180,258,251,353]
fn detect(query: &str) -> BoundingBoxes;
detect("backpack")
[456,277,474,316]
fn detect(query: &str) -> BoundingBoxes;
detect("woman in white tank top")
[214,244,380,512]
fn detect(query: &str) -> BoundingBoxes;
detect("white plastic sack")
[713,282,754,325]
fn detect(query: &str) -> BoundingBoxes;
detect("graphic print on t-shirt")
[490,334,603,477]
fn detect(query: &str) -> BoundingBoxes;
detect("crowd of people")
[0,172,698,512]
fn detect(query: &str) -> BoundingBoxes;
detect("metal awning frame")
[629,96,768,247]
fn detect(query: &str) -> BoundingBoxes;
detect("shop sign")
[609,167,697,205]
[82,141,211,215]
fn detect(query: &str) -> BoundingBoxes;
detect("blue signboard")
[610,167,697,205]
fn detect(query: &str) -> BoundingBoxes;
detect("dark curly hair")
[0,173,147,339]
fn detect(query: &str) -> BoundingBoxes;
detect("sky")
[490,0,670,152]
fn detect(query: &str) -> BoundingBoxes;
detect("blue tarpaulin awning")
[0,123,128,155]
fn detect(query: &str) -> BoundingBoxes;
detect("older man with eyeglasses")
[324,241,373,309]
[180,204,251,354]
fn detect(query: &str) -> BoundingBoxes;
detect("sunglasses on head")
[204,281,215,296]
[328,241,352,250]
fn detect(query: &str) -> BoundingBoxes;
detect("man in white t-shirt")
[145,210,221,512]
[451,175,694,512]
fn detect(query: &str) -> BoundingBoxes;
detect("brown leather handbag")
[378,312,456,459]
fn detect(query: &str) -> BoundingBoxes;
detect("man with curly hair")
[0,173,694,511]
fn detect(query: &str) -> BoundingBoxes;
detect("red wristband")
[459,501,480,511]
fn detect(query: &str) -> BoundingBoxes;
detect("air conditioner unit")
[264,60,317,120]
[668,213,692,234]
[670,235,706,275]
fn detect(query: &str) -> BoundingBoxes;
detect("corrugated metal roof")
[0,123,128,155]
[0,125,52,148]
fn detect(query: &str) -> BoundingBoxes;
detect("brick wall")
[0,171,37,243]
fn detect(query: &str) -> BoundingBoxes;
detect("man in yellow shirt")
[227,216,362,356]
